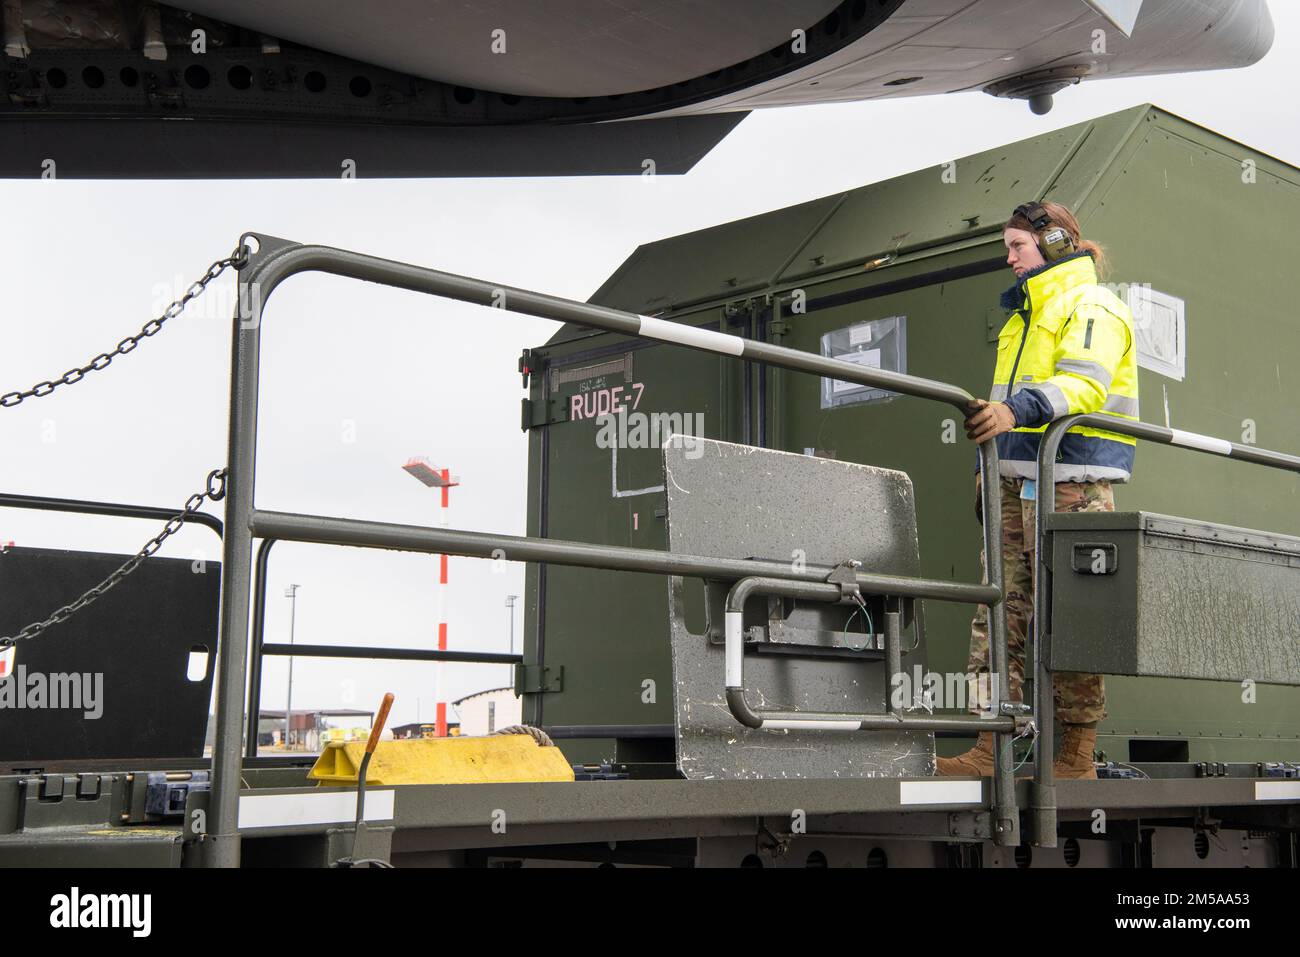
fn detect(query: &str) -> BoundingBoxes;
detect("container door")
[528,313,747,756]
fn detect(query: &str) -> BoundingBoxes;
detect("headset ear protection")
[1013,201,1075,262]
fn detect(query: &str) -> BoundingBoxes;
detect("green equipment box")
[1049,511,1300,685]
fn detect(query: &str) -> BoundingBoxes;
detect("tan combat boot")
[935,732,995,776]
[1053,723,1099,779]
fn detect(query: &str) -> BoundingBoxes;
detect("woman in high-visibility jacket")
[938,200,1138,780]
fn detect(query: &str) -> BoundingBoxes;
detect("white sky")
[2,4,1297,730]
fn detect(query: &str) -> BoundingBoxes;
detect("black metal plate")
[0,547,219,765]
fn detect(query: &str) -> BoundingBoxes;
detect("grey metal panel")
[663,437,933,779]
[183,1,841,96]
[1050,511,1300,684]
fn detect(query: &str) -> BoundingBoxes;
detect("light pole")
[402,456,459,737]
[283,583,299,749]
[504,595,520,691]
[505,594,519,652]
[505,594,519,688]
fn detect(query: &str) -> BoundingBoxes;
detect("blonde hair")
[1005,201,1108,278]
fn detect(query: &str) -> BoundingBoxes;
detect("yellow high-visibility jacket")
[989,251,1139,482]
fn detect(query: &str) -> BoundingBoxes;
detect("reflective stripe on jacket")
[987,251,1139,482]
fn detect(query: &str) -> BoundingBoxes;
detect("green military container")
[520,103,1300,768]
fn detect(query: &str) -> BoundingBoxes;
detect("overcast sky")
[2,4,1297,732]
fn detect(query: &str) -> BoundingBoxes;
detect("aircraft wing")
[0,0,1274,178]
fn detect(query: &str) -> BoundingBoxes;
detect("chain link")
[0,243,248,653]
[0,468,228,650]
[0,244,249,409]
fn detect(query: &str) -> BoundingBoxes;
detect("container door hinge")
[514,664,564,694]
[521,395,571,431]
[723,298,761,323]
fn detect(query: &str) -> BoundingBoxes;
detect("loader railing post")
[208,236,267,868]
[1031,414,1300,848]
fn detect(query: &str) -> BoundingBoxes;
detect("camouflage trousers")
[966,474,1112,724]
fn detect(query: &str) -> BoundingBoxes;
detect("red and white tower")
[402,457,460,737]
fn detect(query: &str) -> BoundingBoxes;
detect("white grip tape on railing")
[638,316,745,357]
[760,718,863,731]
[1169,428,1233,455]
[725,611,743,688]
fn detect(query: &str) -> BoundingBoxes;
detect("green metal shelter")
[521,103,1300,768]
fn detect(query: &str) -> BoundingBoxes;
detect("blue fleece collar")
[998,250,1094,311]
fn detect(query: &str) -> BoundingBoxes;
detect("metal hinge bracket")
[514,664,564,694]
[521,395,571,431]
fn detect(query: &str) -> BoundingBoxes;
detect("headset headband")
[1014,201,1052,231]
[1012,200,1075,263]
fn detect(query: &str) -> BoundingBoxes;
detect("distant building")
[452,687,521,736]
[391,721,461,739]
[255,708,378,751]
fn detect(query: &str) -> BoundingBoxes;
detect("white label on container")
[848,323,874,346]
[831,349,881,393]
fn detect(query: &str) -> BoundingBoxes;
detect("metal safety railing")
[722,578,1010,733]
[1028,414,1300,847]
[208,231,1021,866]
[0,490,517,765]
[0,491,223,539]
[242,537,522,758]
